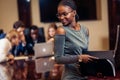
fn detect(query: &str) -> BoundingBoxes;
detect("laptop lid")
[34,42,54,58]
[80,59,116,77]
[80,51,115,76]
[35,57,55,73]
[85,51,114,64]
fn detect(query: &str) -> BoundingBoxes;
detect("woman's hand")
[79,54,98,63]
[20,34,26,45]
[7,54,14,64]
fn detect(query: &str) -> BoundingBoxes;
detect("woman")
[47,23,57,43]
[0,29,20,62]
[54,0,97,80]
[46,23,63,80]
[0,29,20,80]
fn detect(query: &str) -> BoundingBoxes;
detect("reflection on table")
[0,56,63,80]
[1,56,120,80]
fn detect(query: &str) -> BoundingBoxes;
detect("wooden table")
[2,56,120,80]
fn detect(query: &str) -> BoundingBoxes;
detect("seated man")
[11,21,26,56]
[26,25,45,55]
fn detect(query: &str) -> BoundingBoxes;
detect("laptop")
[34,42,55,73]
[80,59,116,77]
[34,42,54,58]
[35,57,55,73]
[86,51,115,64]
[80,51,116,77]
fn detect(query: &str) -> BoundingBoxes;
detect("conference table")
[1,56,120,80]
[0,56,62,80]
[5,56,42,80]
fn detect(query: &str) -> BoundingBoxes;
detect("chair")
[114,25,120,69]
[80,25,120,77]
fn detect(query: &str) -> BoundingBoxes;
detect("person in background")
[0,29,6,39]
[11,21,26,56]
[26,25,45,55]
[25,25,45,79]
[47,23,57,43]
[0,29,19,63]
[11,21,28,79]
[46,23,63,80]
[54,0,98,80]
[0,29,20,80]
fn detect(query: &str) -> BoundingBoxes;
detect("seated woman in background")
[47,23,57,43]
[0,29,20,80]
[46,23,63,80]
[0,29,20,62]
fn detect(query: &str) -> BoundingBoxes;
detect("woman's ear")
[73,10,77,17]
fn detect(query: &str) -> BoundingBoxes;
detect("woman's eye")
[63,13,68,16]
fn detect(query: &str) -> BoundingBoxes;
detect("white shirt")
[0,38,12,62]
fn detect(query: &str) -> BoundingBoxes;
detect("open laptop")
[34,42,54,58]
[80,51,116,77]
[81,25,120,77]
[34,42,55,73]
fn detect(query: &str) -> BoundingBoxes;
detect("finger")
[88,58,93,62]
[89,56,99,59]
[84,58,91,63]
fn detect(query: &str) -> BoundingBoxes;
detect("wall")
[0,0,18,32]
[31,0,109,50]
[0,0,109,50]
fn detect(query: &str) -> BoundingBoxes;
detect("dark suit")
[25,36,45,55]
[11,42,26,56]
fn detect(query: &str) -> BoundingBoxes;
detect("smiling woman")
[54,0,98,80]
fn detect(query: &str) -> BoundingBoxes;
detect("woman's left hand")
[79,54,98,63]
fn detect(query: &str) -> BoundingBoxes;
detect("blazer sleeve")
[54,35,79,64]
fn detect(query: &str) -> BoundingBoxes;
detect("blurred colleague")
[0,29,6,39]
[26,25,45,55]
[0,29,20,62]
[47,23,57,43]
[46,23,63,80]
[11,21,26,56]
[0,29,20,80]
[29,25,45,43]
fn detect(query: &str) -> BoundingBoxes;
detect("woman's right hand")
[79,54,98,63]
[7,54,14,64]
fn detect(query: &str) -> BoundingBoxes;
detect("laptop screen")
[34,42,54,58]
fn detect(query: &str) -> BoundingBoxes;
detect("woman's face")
[48,28,56,38]
[11,36,20,46]
[57,5,76,26]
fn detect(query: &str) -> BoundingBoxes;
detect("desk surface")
[1,56,120,80]
[0,56,62,80]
